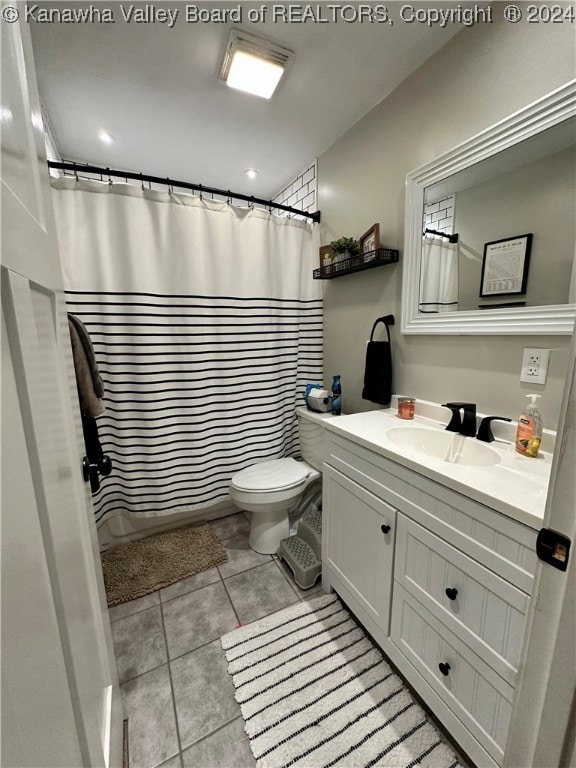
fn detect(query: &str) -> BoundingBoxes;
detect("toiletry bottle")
[331,375,342,416]
[515,394,542,458]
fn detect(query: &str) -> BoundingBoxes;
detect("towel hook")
[369,314,395,343]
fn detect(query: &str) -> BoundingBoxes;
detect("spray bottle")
[515,394,543,458]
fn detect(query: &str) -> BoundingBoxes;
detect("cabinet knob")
[380,524,391,534]
[445,587,458,601]
[438,662,451,677]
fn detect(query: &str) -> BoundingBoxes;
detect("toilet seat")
[231,458,310,493]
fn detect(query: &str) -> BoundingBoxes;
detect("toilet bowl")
[229,408,331,554]
[229,458,319,554]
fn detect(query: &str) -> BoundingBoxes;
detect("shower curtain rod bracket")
[48,160,321,223]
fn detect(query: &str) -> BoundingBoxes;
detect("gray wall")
[318,17,575,428]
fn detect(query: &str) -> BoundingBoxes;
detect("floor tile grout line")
[221,573,242,627]
[159,598,185,768]
[160,575,223,607]
[109,597,161,623]
[179,713,247,756]
[272,555,305,599]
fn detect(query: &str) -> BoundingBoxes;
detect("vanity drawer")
[395,514,529,685]
[391,584,513,765]
[325,432,537,593]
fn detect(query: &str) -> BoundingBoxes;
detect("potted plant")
[330,236,360,264]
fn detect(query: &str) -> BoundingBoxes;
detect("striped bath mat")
[221,594,463,768]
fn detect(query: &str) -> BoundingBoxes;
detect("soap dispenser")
[515,394,543,458]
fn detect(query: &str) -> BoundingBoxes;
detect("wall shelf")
[313,248,399,280]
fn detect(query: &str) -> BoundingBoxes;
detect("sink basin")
[386,427,500,466]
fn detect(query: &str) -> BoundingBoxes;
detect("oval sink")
[386,427,500,466]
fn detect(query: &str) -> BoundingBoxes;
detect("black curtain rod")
[424,227,459,244]
[47,161,321,223]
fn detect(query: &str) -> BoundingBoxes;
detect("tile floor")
[110,512,323,768]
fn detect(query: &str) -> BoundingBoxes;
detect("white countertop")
[317,399,552,531]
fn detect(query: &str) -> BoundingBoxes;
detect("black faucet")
[441,402,477,437]
[476,416,512,442]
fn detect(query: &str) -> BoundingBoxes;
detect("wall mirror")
[401,80,576,335]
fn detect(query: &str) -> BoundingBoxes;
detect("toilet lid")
[232,458,309,492]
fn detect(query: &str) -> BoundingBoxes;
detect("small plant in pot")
[330,237,360,264]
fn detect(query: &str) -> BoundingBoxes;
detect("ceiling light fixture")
[245,169,259,179]
[98,130,115,145]
[219,30,293,100]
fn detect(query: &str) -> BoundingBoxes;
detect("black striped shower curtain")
[52,179,322,525]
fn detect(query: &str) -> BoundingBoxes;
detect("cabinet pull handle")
[438,662,451,676]
[445,587,458,601]
[380,524,391,534]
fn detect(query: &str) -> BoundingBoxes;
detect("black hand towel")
[362,316,394,406]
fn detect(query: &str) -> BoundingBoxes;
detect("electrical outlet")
[521,348,550,384]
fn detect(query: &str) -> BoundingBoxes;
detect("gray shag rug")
[101,521,228,606]
[222,594,463,768]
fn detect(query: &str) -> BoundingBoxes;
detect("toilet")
[229,407,332,554]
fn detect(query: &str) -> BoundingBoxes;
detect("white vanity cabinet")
[322,430,539,768]
[322,464,396,634]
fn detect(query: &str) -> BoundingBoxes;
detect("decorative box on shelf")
[313,248,399,280]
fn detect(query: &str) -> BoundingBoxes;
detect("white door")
[1,13,123,768]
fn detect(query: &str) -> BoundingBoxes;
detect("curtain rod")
[47,161,321,223]
[424,227,459,244]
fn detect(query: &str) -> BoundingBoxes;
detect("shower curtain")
[51,178,322,525]
[418,235,459,313]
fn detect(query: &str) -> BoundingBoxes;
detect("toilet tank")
[296,406,333,471]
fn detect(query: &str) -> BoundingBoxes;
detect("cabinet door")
[323,464,396,633]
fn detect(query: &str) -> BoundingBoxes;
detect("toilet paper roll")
[308,388,330,400]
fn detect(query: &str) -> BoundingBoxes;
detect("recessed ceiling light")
[245,169,259,179]
[220,30,293,100]
[98,130,115,145]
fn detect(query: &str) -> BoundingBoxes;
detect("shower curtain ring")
[73,162,79,182]
[140,172,144,191]
[198,183,203,201]
[106,167,112,185]
[227,190,232,206]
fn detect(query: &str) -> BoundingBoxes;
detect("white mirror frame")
[402,80,576,335]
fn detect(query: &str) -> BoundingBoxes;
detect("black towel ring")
[369,314,395,344]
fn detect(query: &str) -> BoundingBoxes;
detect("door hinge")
[536,528,571,571]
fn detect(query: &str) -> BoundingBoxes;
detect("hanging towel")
[68,313,104,397]
[68,315,105,417]
[362,316,393,407]
[419,235,459,313]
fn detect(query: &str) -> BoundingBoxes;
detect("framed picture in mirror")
[319,245,333,269]
[480,234,532,298]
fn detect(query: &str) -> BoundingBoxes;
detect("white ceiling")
[30,2,468,200]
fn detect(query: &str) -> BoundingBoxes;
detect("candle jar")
[398,397,415,420]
